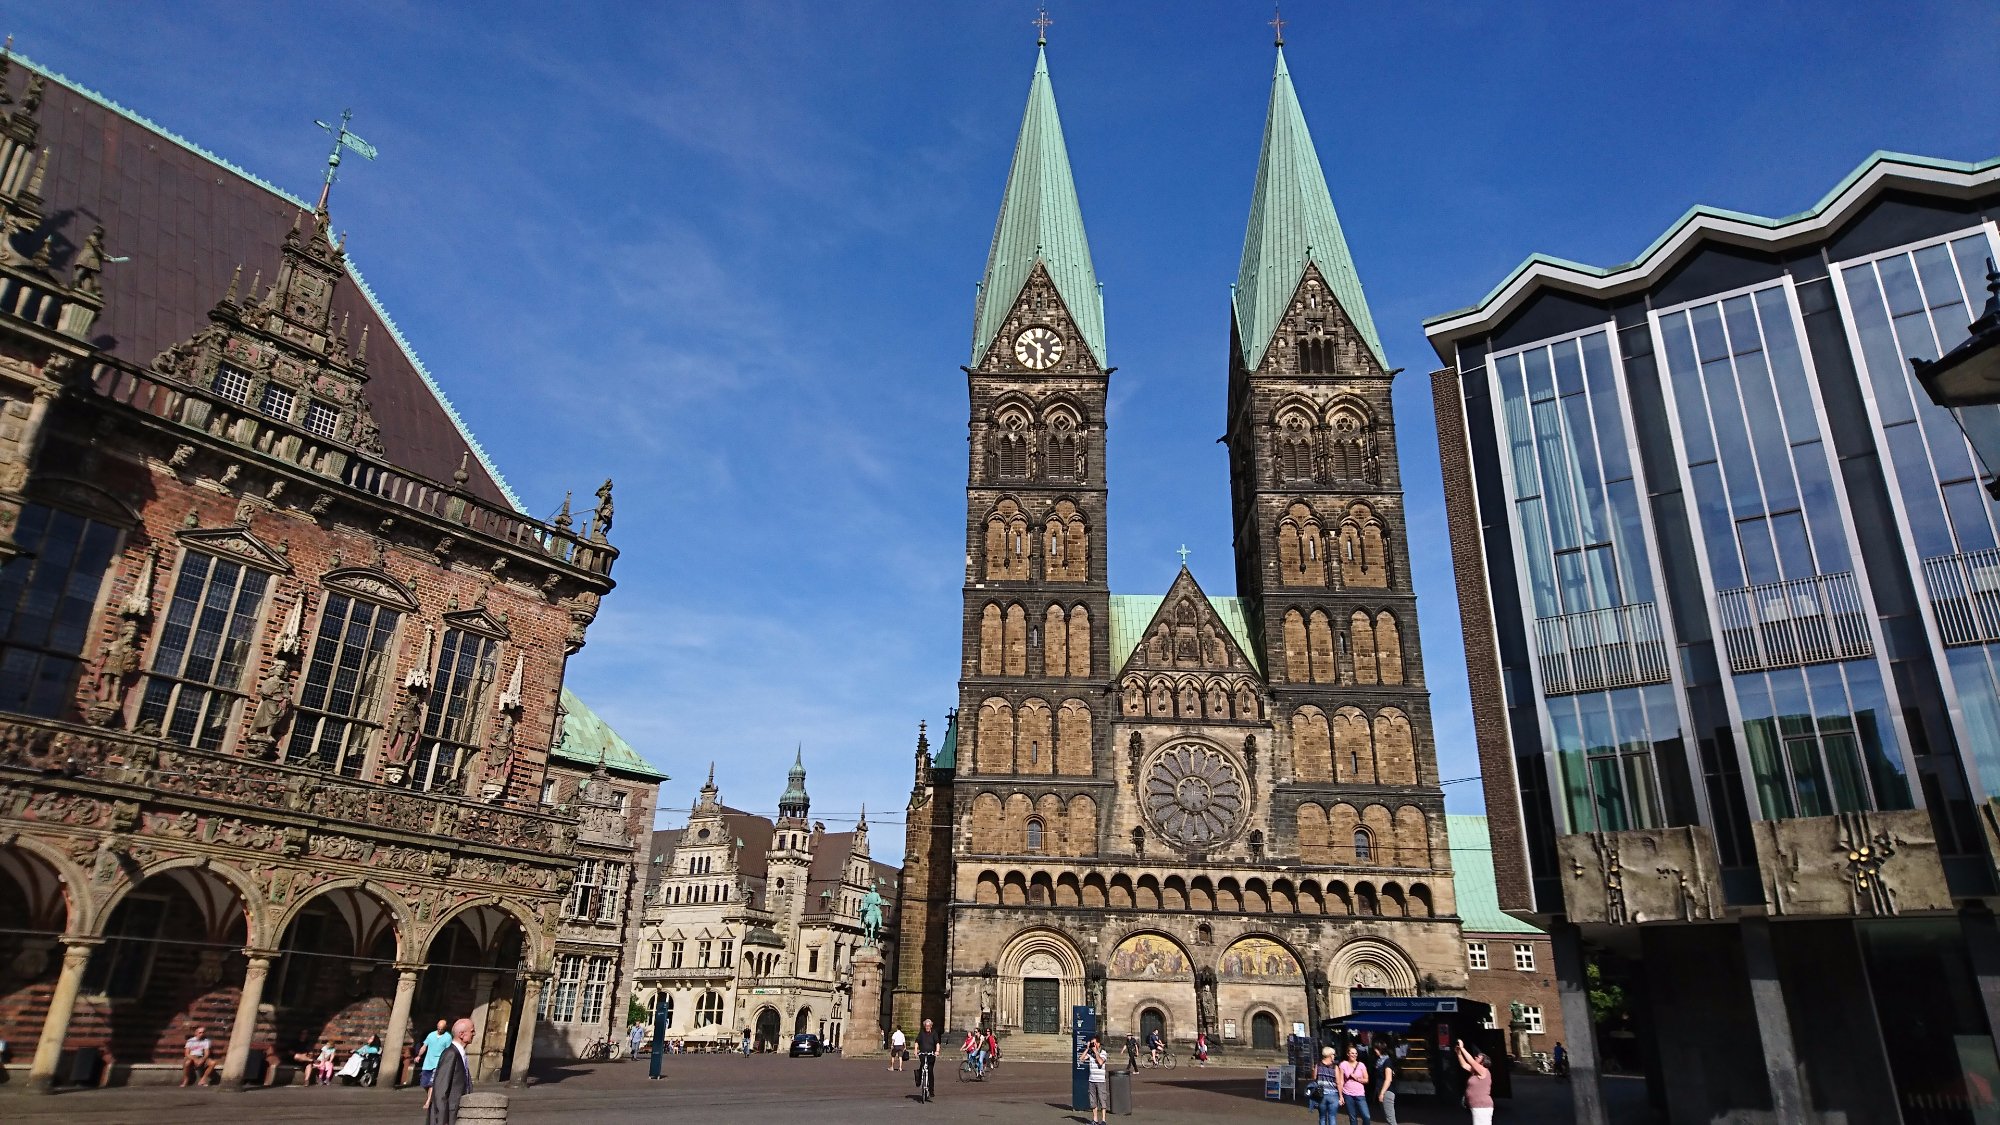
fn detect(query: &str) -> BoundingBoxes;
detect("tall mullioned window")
[411,626,497,792]
[1841,229,2000,798]
[1656,282,1911,819]
[1491,329,1674,833]
[0,504,119,717]
[137,551,271,749]
[286,592,400,777]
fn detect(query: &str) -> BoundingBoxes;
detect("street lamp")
[1912,259,2000,498]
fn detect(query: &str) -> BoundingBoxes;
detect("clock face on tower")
[1013,326,1064,370]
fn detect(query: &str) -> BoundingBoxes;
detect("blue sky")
[22,2,1996,830]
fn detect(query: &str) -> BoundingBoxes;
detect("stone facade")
[633,759,898,1052]
[0,55,628,1090]
[894,46,1465,1060]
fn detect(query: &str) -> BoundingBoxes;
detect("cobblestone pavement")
[1,1053,1651,1123]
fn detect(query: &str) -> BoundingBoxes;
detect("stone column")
[221,950,276,1087]
[380,964,423,1088]
[508,972,547,1087]
[846,947,885,1056]
[468,971,500,1081]
[26,937,101,1093]
[1550,922,1606,1125]
[1740,918,1807,1120]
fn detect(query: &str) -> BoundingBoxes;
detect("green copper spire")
[1234,46,1385,372]
[779,744,809,820]
[972,46,1106,369]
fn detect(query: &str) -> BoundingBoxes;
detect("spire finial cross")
[1269,6,1286,47]
[1033,7,1053,45]
[1177,544,1191,566]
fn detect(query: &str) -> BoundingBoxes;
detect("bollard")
[456,1091,509,1123]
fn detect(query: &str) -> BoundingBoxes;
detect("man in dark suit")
[425,1018,475,1125]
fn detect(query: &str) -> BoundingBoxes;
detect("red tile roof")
[18,56,514,507]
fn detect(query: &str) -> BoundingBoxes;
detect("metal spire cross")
[1177,544,1191,566]
[313,108,378,213]
[1269,6,1287,47]
[1033,7,1053,45]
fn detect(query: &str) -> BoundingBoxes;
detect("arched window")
[696,991,724,1027]
[1131,826,1146,856]
[994,409,1032,479]
[1026,818,1045,853]
[1353,828,1373,862]
[658,994,675,1027]
[1276,412,1315,482]
[1195,921,1213,945]
[1045,408,1083,480]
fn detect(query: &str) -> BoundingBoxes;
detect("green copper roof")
[972,46,1106,369]
[1234,47,1384,373]
[934,712,958,770]
[553,687,666,781]
[1108,592,1263,676]
[781,745,809,806]
[1446,815,1542,935]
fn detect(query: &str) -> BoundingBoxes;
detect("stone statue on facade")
[860,886,885,947]
[246,667,291,755]
[87,618,142,725]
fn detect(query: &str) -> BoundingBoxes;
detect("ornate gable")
[1119,570,1257,678]
[973,262,1103,377]
[177,524,293,573]
[442,604,511,640]
[321,566,420,612]
[1254,263,1386,380]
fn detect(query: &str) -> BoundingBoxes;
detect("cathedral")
[893,39,1464,1053]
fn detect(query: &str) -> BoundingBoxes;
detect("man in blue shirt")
[419,1020,454,1108]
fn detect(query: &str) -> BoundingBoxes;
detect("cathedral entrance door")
[755,1007,780,1052]
[1022,978,1061,1034]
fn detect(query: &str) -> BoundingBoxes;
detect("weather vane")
[314,109,378,213]
[1033,7,1053,45]
[1269,6,1287,47]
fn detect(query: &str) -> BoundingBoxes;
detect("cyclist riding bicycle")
[915,1018,940,1100]
[962,1028,985,1078]
[1146,1027,1165,1066]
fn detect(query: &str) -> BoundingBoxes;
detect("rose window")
[1143,744,1246,849]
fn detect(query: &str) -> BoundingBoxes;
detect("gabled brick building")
[0,50,636,1090]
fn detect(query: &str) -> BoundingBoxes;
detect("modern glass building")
[1426,152,2000,1124]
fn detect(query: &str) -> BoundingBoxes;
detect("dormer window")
[212,365,251,404]
[259,383,295,421]
[303,400,340,440]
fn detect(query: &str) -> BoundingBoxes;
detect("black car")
[789,1033,824,1057]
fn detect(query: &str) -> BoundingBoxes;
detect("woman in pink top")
[1455,1040,1495,1125]
[1335,1044,1372,1124]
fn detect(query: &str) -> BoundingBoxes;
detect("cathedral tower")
[959,43,1112,806]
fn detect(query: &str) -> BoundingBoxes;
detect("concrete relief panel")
[1557,827,1723,925]
[1751,809,1951,917]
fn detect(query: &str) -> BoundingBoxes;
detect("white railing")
[1534,602,1672,695]
[1715,572,1873,673]
[1924,548,2000,647]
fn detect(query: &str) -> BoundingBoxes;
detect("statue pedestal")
[847,946,885,1056]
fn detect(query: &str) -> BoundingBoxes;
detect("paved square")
[1,1054,1629,1124]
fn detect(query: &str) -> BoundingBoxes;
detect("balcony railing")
[1923,547,2000,647]
[88,357,616,577]
[0,713,577,857]
[1534,602,1673,696]
[1715,572,1873,673]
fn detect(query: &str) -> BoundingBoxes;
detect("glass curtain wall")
[1840,229,2000,796]
[1656,283,1912,819]
[1491,328,1677,832]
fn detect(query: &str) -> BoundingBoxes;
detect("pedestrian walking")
[741,1027,753,1056]
[629,1021,645,1059]
[1312,1046,1340,1125]
[419,1019,453,1108]
[889,1026,906,1071]
[1336,1044,1371,1124]
[1371,1041,1397,1125]
[1455,1041,1494,1125]
[1078,1036,1110,1124]
[426,1018,477,1125]
[1123,1032,1139,1074]
[1552,1041,1569,1081]
[1193,1029,1209,1067]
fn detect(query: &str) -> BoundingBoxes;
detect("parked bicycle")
[579,1036,623,1062]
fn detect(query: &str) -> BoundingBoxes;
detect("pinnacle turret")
[778,745,810,822]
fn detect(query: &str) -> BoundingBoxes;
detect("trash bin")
[1109,1069,1133,1115]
